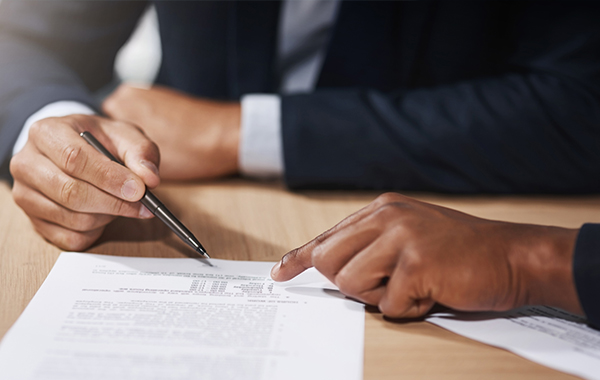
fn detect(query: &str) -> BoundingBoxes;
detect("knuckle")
[314,230,329,244]
[375,202,403,220]
[374,192,401,206]
[59,178,85,209]
[60,144,87,175]
[136,139,160,162]
[99,164,114,183]
[11,187,26,208]
[71,213,100,232]
[280,248,300,268]
[113,199,128,215]
[29,119,47,138]
[95,163,119,189]
[60,232,93,251]
[399,250,424,277]
[310,243,327,268]
[9,155,25,178]
[378,301,402,318]
[128,122,146,135]
[334,270,355,295]
[359,291,381,307]
[142,140,160,156]
[102,98,115,114]
[31,220,49,240]
[111,197,134,216]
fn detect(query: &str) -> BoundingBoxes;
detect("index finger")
[31,118,147,202]
[271,198,382,282]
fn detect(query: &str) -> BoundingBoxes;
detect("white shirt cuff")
[12,101,96,155]
[239,94,284,177]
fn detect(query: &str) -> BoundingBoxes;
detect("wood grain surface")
[2,178,598,379]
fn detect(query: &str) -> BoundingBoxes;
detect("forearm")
[281,74,600,193]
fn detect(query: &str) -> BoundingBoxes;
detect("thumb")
[100,119,161,189]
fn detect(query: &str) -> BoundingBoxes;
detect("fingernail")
[270,261,281,278]
[139,205,154,219]
[140,160,159,177]
[122,179,138,200]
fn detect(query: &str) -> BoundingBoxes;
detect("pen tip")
[197,247,210,259]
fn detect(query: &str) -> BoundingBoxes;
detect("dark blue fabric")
[1,1,600,193]
[574,224,600,329]
[153,1,280,99]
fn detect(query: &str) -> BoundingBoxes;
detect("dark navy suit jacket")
[0,1,600,326]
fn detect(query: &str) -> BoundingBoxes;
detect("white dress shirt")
[13,0,340,179]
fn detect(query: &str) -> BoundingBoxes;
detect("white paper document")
[0,252,365,380]
[428,306,600,379]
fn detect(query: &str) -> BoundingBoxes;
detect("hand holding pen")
[10,115,174,251]
[81,131,209,258]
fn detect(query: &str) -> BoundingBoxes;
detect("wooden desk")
[2,178,599,379]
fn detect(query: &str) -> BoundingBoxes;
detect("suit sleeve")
[280,4,600,193]
[0,1,147,179]
[573,224,600,329]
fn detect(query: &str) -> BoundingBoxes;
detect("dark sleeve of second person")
[574,224,600,329]
[281,2,600,193]
[0,1,147,179]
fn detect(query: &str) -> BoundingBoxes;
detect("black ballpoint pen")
[80,131,210,259]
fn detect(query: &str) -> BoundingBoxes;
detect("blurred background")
[114,5,162,86]
[0,1,162,86]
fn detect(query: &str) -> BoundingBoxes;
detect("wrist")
[508,224,582,313]
[190,100,241,178]
[221,102,241,174]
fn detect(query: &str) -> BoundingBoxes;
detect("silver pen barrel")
[141,192,210,258]
[80,131,210,259]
